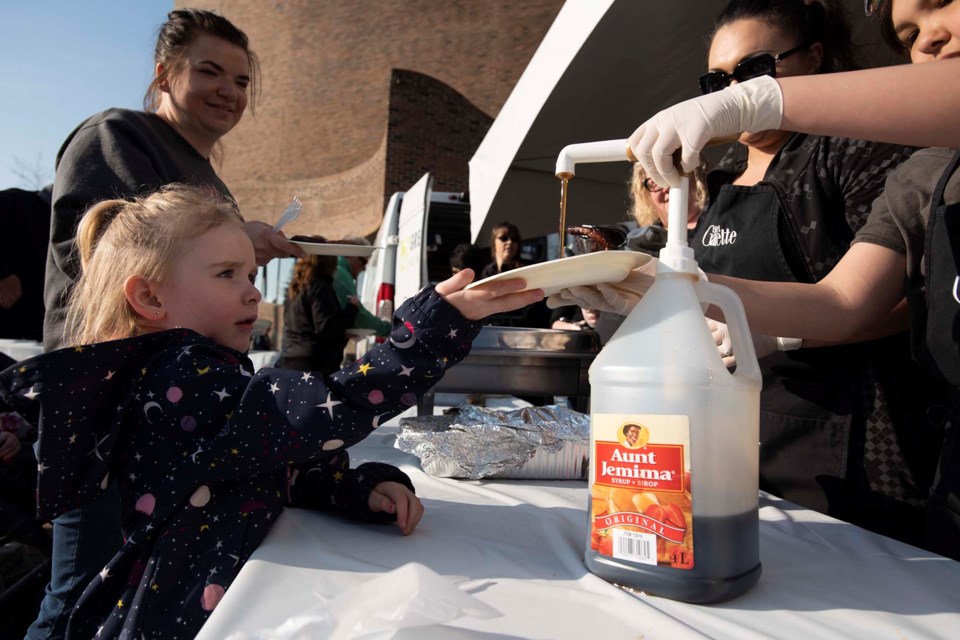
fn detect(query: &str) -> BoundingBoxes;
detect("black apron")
[695,185,860,515]
[694,184,939,540]
[907,150,960,559]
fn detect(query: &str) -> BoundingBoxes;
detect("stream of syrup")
[559,176,569,257]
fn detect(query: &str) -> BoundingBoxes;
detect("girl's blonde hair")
[628,163,709,227]
[65,184,244,345]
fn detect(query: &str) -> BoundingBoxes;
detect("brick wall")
[385,69,492,200]
[175,0,564,239]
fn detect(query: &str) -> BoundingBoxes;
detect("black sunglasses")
[642,177,664,193]
[496,234,518,242]
[698,43,809,95]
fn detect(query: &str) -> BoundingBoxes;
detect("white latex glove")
[628,75,783,188]
[706,318,801,368]
[546,258,659,315]
[546,260,710,316]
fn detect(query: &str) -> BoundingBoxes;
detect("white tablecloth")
[197,400,960,640]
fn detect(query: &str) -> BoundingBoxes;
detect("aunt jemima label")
[590,414,693,569]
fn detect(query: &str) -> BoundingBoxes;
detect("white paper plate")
[291,241,377,257]
[466,251,651,297]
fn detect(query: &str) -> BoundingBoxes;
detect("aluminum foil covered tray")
[396,404,589,480]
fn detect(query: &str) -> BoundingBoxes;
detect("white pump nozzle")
[658,176,699,276]
[553,138,700,276]
[555,139,632,177]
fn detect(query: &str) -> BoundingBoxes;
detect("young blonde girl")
[0,184,540,639]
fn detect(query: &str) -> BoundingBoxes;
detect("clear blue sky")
[0,0,173,190]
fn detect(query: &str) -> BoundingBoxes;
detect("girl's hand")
[0,431,21,463]
[368,481,423,535]
[244,221,306,265]
[435,269,543,321]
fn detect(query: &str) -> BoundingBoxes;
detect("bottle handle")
[694,280,762,382]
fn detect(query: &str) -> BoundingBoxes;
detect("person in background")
[611,0,960,559]
[478,222,550,329]
[479,221,524,279]
[280,249,357,375]
[32,10,300,640]
[449,242,486,276]
[332,236,391,338]
[0,354,49,556]
[0,185,52,341]
[0,349,49,640]
[550,307,599,332]
[0,183,543,638]
[626,163,707,255]
[557,166,707,341]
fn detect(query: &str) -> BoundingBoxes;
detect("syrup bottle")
[585,176,762,603]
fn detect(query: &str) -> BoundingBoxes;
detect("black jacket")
[0,286,480,639]
[281,276,358,375]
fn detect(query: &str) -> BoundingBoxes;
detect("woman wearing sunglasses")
[480,222,524,279]
[626,163,708,255]
[676,0,942,546]
[479,222,551,328]
[619,0,960,560]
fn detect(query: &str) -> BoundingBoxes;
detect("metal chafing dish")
[418,325,600,414]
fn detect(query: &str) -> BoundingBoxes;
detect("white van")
[358,174,471,323]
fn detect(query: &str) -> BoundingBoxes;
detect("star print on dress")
[0,286,480,640]
[317,392,342,418]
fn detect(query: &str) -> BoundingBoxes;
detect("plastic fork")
[272,196,302,232]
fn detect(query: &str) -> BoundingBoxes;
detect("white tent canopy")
[468,0,900,244]
[469,0,724,243]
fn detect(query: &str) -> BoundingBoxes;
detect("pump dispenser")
[558,140,763,603]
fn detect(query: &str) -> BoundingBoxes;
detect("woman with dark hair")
[280,251,358,376]
[32,9,300,639]
[449,242,486,276]
[670,0,938,544]
[478,222,551,329]
[619,0,960,558]
[480,221,523,278]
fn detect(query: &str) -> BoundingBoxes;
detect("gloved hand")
[628,75,783,188]
[546,258,659,315]
[625,225,668,254]
[547,260,710,316]
[706,318,801,368]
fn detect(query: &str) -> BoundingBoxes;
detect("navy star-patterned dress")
[0,287,480,639]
